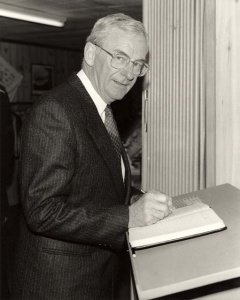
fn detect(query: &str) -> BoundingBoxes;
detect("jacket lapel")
[68,74,126,198]
[121,144,132,205]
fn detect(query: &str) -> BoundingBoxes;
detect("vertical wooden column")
[215,0,240,189]
[142,0,205,196]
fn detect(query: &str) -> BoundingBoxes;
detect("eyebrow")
[113,49,147,63]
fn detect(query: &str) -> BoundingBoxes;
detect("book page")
[129,204,225,248]
[161,202,209,222]
[172,196,202,209]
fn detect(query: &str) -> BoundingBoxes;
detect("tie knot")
[105,105,112,116]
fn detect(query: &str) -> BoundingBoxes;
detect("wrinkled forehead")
[103,27,148,58]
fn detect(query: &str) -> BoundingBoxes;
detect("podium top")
[129,184,240,300]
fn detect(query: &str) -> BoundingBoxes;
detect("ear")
[84,42,97,66]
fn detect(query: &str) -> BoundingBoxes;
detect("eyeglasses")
[95,44,149,77]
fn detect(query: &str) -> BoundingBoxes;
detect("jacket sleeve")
[0,85,15,187]
[20,98,129,251]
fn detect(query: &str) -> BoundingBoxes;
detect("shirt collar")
[77,69,106,118]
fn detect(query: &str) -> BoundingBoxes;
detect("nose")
[121,62,136,81]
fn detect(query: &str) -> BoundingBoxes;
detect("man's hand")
[128,190,173,228]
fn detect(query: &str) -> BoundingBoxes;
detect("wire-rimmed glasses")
[95,44,149,77]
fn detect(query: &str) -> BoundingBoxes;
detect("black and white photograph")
[0,0,240,299]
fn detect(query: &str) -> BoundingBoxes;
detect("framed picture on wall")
[32,64,54,95]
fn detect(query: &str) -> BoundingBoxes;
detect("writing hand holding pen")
[141,189,174,212]
[128,189,173,228]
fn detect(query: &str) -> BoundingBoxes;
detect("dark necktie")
[104,105,122,162]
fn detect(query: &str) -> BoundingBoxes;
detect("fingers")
[145,190,172,215]
[147,189,170,203]
[144,214,163,226]
[150,201,170,218]
[168,197,173,207]
[147,190,172,211]
[128,190,173,228]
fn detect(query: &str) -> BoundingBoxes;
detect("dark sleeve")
[0,85,14,186]
[129,186,144,204]
[20,98,129,250]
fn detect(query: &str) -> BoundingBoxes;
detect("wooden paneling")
[0,41,82,103]
[204,0,216,188]
[142,0,240,193]
[142,0,205,196]
[216,0,240,189]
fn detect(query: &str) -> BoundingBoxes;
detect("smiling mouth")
[113,80,128,87]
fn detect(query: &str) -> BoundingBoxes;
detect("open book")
[128,196,226,249]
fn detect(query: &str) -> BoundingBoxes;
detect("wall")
[0,41,82,205]
[215,0,240,189]
[142,0,205,196]
[142,0,240,194]
[0,41,82,103]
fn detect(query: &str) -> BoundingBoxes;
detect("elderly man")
[12,13,172,300]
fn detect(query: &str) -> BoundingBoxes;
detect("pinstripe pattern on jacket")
[12,74,139,300]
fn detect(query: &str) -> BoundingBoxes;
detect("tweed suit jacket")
[12,74,139,300]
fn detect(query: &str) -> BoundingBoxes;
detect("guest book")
[128,196,226,249]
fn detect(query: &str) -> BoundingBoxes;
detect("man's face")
[91,27,148,104]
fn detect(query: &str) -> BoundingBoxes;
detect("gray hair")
[86,13,148,47]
